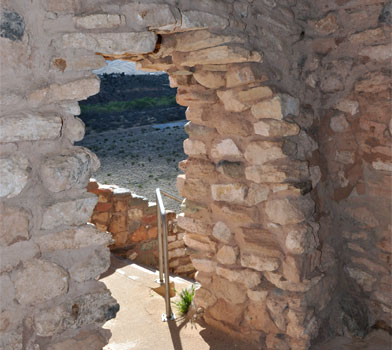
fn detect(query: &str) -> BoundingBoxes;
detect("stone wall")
[87,180,195,278]
[0,0,390,349]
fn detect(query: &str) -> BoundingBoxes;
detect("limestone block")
[183,138,207,157]
[193,70,225,89]
[194,287,217,309]
[73,14,123,29]
[0,240,39,272]
[264,271,322,292]
[251,96,282,119]
[13,259,68,305]
[180,178,210,202]
[247,289,268,302]
[46,0,76,13]
[285,224,318,254]
[335,99,359,116]
[29,78,100,106]
[0,330,22,350]
[212,221,232,243]
[372,160,392,172]
[265,197,314,225]
[0,154,30,198]
[245,302,279,333]
[177,214,209,235]
[180,10,229,30]
[212,276,247,304]
[254,119,300,137]
[42,194,98,230]
[216,245,238,265]
[0,274,15,310]
[184,233,216,253]
[208,298,245,326]
[330,113,349,132]
[47,331,107,350]
[176,86,217,106]
[122,3,180,31]
[216,266,260,289]
[244,141,285,165]
[240,251,280,272]
[184,122,215,139]
[217,87,272,112]
[191,258,216,273]
[211,139,242,159]
[173,45,262,67]
[355,71,391,94]
[64,117,85,142]
[359,44,392,62]
[40,147,100,192]
[171,30,243,53]
[36,224,112,252]
[33,305,70,337]
[0,204,29,246]
[216,161,244,179]
[62,32,157,55]
[0,114,62,142]
[54,54,106,72]
[310,13,339,35]
[245,183,270,206]
[226,63,268,88]
[211,184,247,204]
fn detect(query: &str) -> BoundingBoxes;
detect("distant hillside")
[79,73,186,134]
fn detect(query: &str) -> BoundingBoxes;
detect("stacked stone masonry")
[87,180,195,278]
[0,0,390,349]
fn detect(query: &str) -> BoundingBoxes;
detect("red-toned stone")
[108,214,127,234]
[95,202,112,213]
[130,226,148,242]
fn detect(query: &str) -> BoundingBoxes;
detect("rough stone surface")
[0,154,30,198]
[0,204,29,246]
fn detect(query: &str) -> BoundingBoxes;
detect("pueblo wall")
[0,0,390,349]
[87,180,195,278]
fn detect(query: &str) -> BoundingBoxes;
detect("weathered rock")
[47,331,107,350]
[216,266,261,288]
[0,274,16,311]
[62,32,157,55]
[265,197,314,225]
[212,276,247,304]
[0,240,39,272]
[184,233,216,253]
[13,259,69,305]
[254,119,300,137]
[216,245,238,265]
[64,117,85,142]
[310,13,339,35]
[245,183,270,205]
[34,305,70,337]
[330,113,349,132]
[211,183,247,204]
[193,70,225,89]
[211,139,242,159]
[226,63,268,88]
[335,99,359,116]
[73,14,123,29]
[244,141,285,165]
[285,223,318,254]
[251,96,282,119]
[194,287,217,309]
[0,10,24,41]
[240,251,281,272]
[212,221,233,243]
[345,266,376,292]
[36,224,112,252]
[122,3,180,31]
[208,298,244,326]
[173,45,262,67]
[177,213,209,235]
[180,11,229,30]
[245,301,279,333]
[216,161,245,179]
[41,147,100,192]
[0,114,62,142]
[0,204,29,246]
[344,207,379,228]
[42,194,98,230]
[191,258,216,273]
[183,138,207,157]
[0,154,30,198]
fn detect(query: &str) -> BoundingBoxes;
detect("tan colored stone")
[372,160,392,172]
[212,276,247,304]
[73,14,123,29]
[245,183,270,206]
[13,259,68,305]
[47,331,107,350]
[240,251,280,272]
[184,233,216,253]
[36,224,112,251]
[173,45,262,67]
[180,11,229,30]
[251,96,282,119]
[346,266,376,292]
[193,70,225,89]
[0,204,29,247]
[359,44,392,62]
[62,32,157,55]
[266,197,314,225]
[244,141,285,165]
[183,138,207,157]
[311,13,339,35]
[55,55,107,72]
[254,119,300,137]
[245,301,279,333]
[355,71,391,93]
[211,184,247,204]
[46,0,76,13]
[33,305,69,337]
[194,287,217,309]
[42,194,97,230]
[344,207,379,228]
[349,28,385,44]
[177,214,209,235]
[264,271,323,292]
[335,150,355,164]
[0,154,30,199]
[211,139,242,159]
[216,246,238,265]
[0,240,39,272]
[208,298,244,326]
[285,223,318,254]
[212,221,233,243]
[335,99,359,116]
[0,114,62,142]
[40,148,100,192]
[191,258,216,273]
[330,113,349,132]
[216,266,260,288]
[226,63,268,88]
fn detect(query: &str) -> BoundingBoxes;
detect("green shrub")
[174,285,195,315]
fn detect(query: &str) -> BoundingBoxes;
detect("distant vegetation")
[81,95,177,114]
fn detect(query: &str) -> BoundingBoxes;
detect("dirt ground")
[79,120,187,212]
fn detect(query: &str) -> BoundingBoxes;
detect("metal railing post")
[156,193,164,285]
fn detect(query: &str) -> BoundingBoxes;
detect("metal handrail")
[155,188,183,322]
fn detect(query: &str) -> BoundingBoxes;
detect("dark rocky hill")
[79,73,186,134]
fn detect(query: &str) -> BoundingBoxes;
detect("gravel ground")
[78,120,187,212]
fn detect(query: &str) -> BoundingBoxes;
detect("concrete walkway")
[101,256,391,350]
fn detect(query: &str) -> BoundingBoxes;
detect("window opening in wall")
[77,59,187,212]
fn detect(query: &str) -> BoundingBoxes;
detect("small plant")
[138,184,143,189]
[174,285,195,315]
